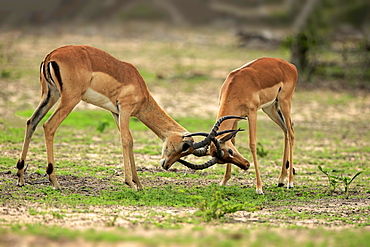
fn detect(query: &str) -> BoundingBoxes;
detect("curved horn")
[210,136,224,158]
[183,132,208,138]
[211,115,245,134]
[193,147,208,157]
[184,129,242,150]
[191,128,243,157]
[190,116,246,149]
[216,128,244,137]
[184,129,242,138]
[177,157,218,170]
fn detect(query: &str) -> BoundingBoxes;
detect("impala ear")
[181,142,192,153]
[181,136,194,153]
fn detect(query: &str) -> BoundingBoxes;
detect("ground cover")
[0,27,369,246]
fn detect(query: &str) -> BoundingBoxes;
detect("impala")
[15,45,249,190]
[177,57,298,194]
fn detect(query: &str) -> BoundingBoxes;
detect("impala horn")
[177,116,246,170]
[178,128,244,170]
[185,115,246,149]
[177,156,219,170]
[188,129,244,157]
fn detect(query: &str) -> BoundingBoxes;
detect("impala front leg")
[114,110,142,189]
[220,121,238,186]
[119,111,143,191]
[16,160,27,186]
[248,111,264,195]
[220,164,232,186]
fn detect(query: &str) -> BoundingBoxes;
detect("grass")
[0,28,369,246]
[1,96,369,245]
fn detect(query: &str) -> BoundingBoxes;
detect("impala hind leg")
[43,97,80,189]
[262,102,290,187]
[279,99,294,189]
[17,87,60,186]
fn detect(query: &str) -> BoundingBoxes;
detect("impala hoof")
[125,182,138,191]
[277,183,285,187]
[17,182,25,187]
[17,177,25,187]
[256,189,264,195]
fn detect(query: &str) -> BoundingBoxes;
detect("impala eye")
[228,148,234,156]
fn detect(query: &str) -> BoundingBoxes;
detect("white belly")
[259,99,275,110]
[82,88,118,113]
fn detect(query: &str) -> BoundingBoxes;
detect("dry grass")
[0,26,369,246]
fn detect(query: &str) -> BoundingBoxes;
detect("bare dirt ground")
[0,30,369,246]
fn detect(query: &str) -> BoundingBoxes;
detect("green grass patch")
[15,109,217,133]
[2,180,342,211]
[0,127,24,143]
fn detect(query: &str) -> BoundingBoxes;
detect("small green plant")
[106,215,118,227]
[1,69,11,78]
[96,120,110,133]
[342,172,363,198]
[318,166,362,198]
[51,212,65,219]
[318,166,339,195]
[193,189,247,222]
[257,142,268,158]
[28,209,47,216]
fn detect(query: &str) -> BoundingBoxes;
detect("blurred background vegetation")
[0,0,369,89]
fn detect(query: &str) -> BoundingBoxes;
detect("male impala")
[179,57,297,194]
[15,45,248,190]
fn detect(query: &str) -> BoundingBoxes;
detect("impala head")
[162,116,250,171]
[160,132,195,170]
[208,137,250,170]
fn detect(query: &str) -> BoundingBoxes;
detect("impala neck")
[137,94,187,141]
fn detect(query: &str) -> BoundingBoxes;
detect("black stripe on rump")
[43,61,52,86]
[39,62,44,81]
[48,61,63,91]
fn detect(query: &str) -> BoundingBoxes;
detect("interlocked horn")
[177,116,246,170]
[184,115,245,149]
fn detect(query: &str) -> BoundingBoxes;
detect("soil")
[0,31,369,246]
